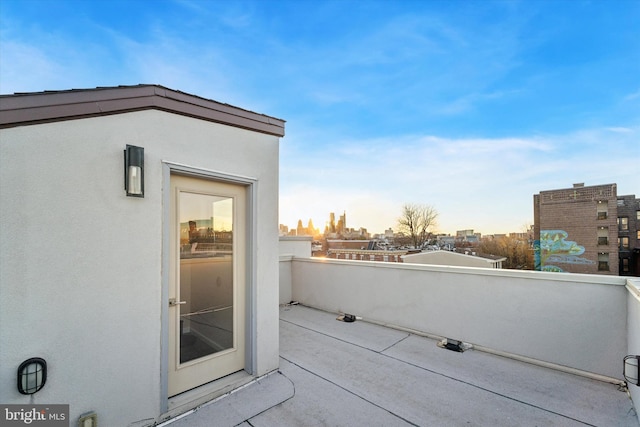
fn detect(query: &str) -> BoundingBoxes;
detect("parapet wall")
[286,257,628,380]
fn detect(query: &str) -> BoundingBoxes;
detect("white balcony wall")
[279,236,312,258]
[289,258,628,380]
[280,256,294,304]
[279,238,312,304]
[628,279,640,407]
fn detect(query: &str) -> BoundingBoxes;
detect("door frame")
[160,162,258,412]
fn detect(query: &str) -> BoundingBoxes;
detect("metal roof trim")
[0,84,285,136]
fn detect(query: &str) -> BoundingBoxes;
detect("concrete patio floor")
[167,304,638,427]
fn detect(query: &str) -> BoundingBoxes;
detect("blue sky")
[2,0,639,235]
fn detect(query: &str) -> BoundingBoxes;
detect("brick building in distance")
[533,183,639,276]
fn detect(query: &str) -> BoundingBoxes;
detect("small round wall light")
[17,358,47,395]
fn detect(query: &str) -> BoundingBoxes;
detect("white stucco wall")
[0,109,280,426]
[290,258,628,379]
[279,256,294,305]
[278,238,311,304]
[403,250,499,268]
[279,236,312,258]
[627,279,640,412]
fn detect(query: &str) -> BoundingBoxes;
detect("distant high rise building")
[385,228,394,239]
[307,219,316,236]
[456,229,475,238]
[533,183,639,276]
[329,212,336,233]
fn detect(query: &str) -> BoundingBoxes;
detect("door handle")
[169,298,186,306]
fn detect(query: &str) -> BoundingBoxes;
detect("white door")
[168,174,246,396]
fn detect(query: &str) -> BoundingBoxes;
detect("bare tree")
[477,234,534,270]
[397,203,438,248]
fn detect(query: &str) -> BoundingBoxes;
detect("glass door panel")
[168,174,246,397]
[179,192,234,364]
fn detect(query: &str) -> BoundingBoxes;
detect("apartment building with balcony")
[534,182,640,276]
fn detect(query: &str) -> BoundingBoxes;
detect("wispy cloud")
[624,89,640,101]
[280,126,640,234]
[605,127,634,134]
[0,41,59,93]
[2,0,638,235]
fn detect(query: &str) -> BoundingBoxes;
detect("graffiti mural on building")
[536,230,594,272]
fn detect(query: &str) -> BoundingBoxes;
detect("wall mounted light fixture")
[624,355,639,386]
[124,145,144,197]
[78,412,98,427]
[17,357,47,394]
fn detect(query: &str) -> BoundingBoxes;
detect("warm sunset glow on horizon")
[2,0,638,235]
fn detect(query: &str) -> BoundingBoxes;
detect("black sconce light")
[624,355,639,386]
[17,358,47,395]
[124,145,144,197]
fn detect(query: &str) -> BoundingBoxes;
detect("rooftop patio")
[166,303,637,426]
[163,250,639,426]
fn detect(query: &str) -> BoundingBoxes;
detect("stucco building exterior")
[0,85,285,425]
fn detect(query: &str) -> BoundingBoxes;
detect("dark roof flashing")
[0,84,285,137]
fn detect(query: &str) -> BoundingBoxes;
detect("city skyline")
[1,0,638,235]
[281,209,525,238]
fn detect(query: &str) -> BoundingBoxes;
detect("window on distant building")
[617,199,625,206]
[596,201,608,220]
[618,217,629,231]
[598,253,609,271]
[622,258,629,273]
[597,227,608,245]
[637,230,640,240]
[619,236,629,250]
[637,210,640,220]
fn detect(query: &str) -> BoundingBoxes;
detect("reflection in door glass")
[178,192,233,363]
